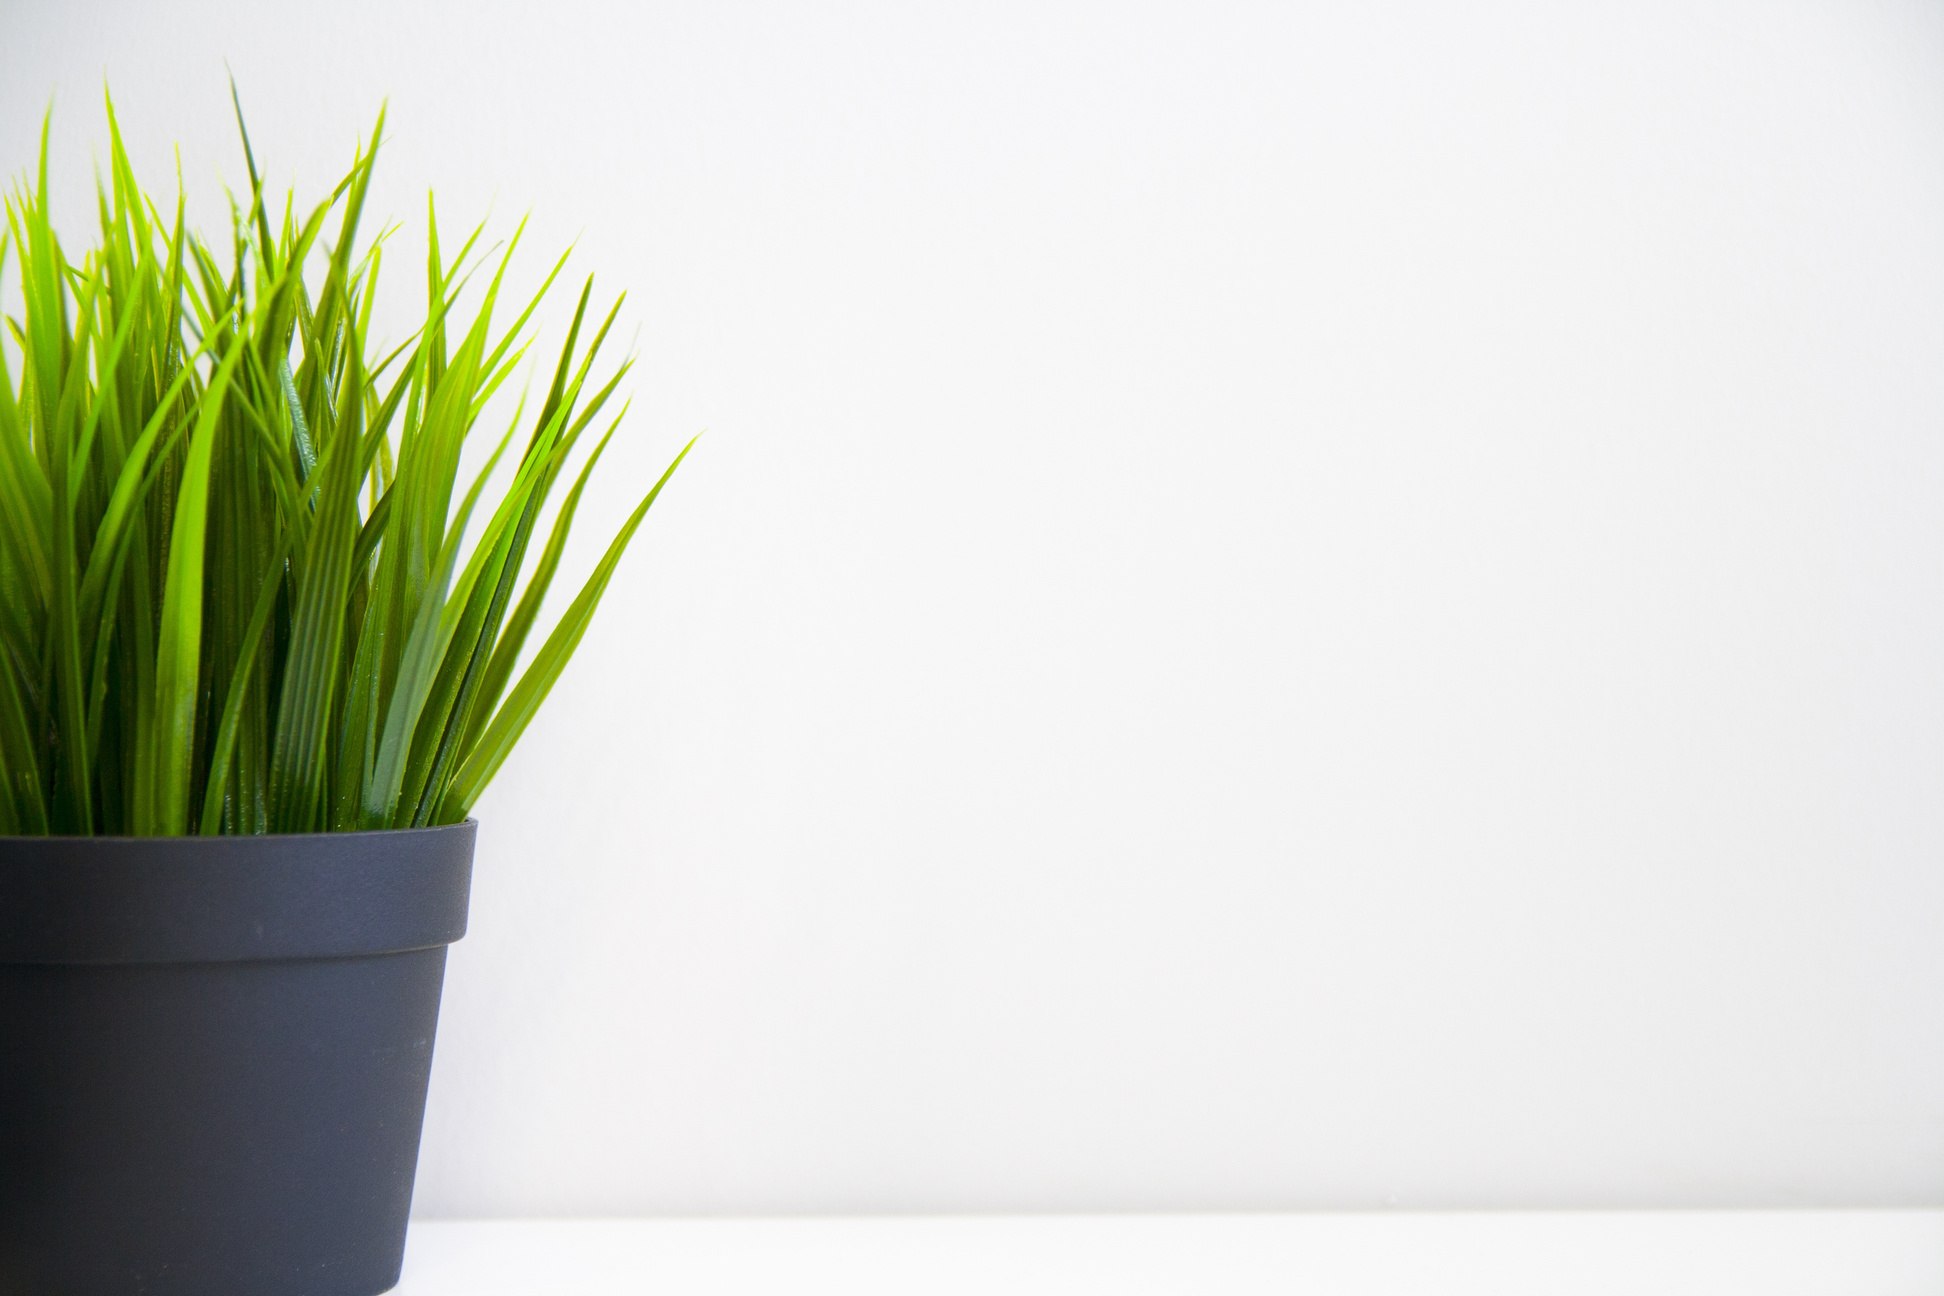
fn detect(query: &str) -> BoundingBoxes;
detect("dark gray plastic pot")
[0,821,475,1296]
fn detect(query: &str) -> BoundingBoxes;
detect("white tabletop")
[398,1211,1944,1294]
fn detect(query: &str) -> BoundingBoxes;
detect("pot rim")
[0,819,477,965]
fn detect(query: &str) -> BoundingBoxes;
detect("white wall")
[7,0,1944,1215]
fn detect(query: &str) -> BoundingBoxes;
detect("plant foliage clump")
[0,91,690,835]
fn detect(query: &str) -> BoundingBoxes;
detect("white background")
[5,0,1944,1217]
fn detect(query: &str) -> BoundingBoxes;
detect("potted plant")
[0,88,691,1295]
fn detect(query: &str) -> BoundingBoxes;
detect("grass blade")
[441,436,695,821]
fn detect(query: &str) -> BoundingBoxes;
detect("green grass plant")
[0,88,691,835]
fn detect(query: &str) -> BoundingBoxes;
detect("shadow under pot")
[0,821,475,1296]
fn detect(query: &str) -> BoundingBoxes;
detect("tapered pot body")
[0,822,475,1296]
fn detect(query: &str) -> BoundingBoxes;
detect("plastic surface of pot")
[0,821,476,1296]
